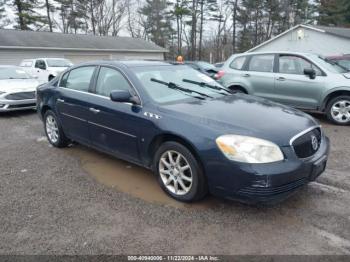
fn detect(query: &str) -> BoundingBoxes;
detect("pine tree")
[13,0,45,30]
[139,0,174,48]
[54,0,85,33]
[0,0,6,24]
[316,0,350,26]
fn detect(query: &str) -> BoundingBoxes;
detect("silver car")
[0,66,39,112]
[220,52,350,125]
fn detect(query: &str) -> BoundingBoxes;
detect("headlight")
[216,135,284,163]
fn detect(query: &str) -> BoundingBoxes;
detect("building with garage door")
[248,24,350,56]
[0,29,167,65]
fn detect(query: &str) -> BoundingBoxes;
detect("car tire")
[44,110,70,148]
[48,75,55,82]
[153,141,208,202]
[229,86,246,94]
[326,96,350,125]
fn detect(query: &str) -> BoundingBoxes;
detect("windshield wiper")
[182,79,231,95]
[150,78,213,99]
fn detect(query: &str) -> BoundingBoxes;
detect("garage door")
[64,54,111,64]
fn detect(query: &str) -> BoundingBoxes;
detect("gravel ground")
[0,110,350,255]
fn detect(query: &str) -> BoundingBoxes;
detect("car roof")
[233,51,319,57]
[74,60,179,68]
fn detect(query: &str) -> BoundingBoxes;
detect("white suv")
[20,58,73,82]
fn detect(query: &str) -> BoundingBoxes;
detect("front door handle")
[243,74,250,77]
[277,77,286,81]
[57,98,65,103]
[89,107,100,114]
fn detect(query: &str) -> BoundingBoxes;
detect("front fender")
[320,86,350,109]
[223,80,252,93]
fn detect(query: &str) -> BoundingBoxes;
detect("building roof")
[248,24,350,53]
[314,25,350,39]
[0,29,167,53]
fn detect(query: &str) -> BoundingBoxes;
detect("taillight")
[214,70,225,80]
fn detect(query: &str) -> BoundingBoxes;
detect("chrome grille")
[291,127,322,159]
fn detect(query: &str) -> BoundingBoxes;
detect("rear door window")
[248,55,275,73]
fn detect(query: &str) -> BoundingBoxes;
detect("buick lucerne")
[36,61,330,204]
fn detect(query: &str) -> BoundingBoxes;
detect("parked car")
[37,61,329,204]
[20,58,73,83]
[220,51,350,125]
[214,62,225,68]
[326,55,350,71]
[0,66,39,112]
[184,61,224,80]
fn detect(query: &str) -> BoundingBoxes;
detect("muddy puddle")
[68,145,220,210]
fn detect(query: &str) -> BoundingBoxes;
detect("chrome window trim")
[57,64,143,107]
[56,87,140,107]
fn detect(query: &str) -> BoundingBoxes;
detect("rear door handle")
[243,74,250,77]
[89,107,100,113]
[57,98,65,103]
[277,77,286,81]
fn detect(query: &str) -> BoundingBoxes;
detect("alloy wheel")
[159,150,193,196]
[331,100,350,123]
[46,115,59,143]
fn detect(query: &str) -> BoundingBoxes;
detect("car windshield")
[330,59,350,71]
[309,54,348,73]
[133,65,226,103]
[46,59,72,67]
[0,67,32,79]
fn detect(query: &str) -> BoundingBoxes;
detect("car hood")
[158,94,318,146]
[0,79,39,93]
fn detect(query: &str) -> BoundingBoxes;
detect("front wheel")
[326,96,350,125]
[153,142,208,202]
[44,110,70,147]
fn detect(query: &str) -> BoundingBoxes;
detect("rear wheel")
[44,110,70,147]
[153,142,208,202]
[326,96,350,125]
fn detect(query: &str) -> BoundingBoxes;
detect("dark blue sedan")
[36,61,330,204]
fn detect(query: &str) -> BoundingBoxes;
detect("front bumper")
[0,98,36,112]
[206,136,330,204]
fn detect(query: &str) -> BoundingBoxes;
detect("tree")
[316,0,350,26]
[13,0,44,30]
[169,0,190,56]
[0,0,8,28]
[54,0,85,33]
[44,0,54,32]
[139,0,174,48]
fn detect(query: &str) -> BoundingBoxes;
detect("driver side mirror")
[304,68,316,80]
[110,90,140,105]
